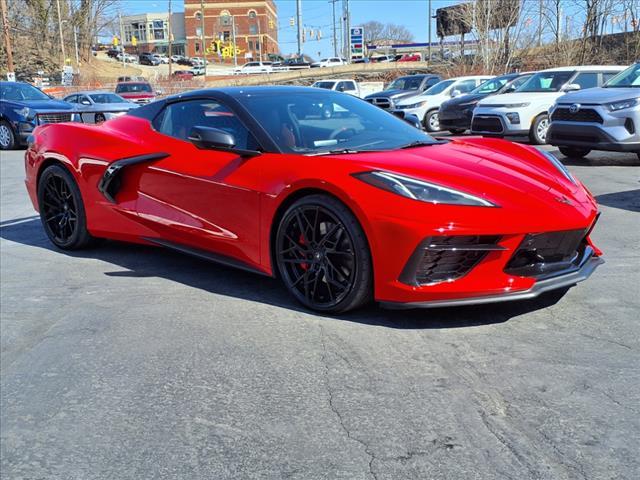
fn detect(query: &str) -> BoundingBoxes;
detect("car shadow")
[556,154,640,167]
[0,216,570,330]
[595,189,640,213]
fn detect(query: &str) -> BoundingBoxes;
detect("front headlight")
[605,98,639,111]
[353,171,498,207]
[13,107,35,120]
[401,101,428,109]
[503,102,530,108]
[540,150,576,185]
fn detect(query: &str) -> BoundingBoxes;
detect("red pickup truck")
[114,81,157,105]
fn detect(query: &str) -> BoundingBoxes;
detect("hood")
[478,91,558,106]
[555,87,640,104]
[440,93,486,110]
[8,99,73,111]
[396,93,443,107]
[365,89,421,100]
[82,103,139,112]
[336,138,595,230]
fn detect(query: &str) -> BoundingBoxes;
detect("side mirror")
[504,84,516,93]
[80,99,91,105]
[156,89,163,96]
[451,89,461,98]
[188,126,261,157]
[562,83,581,92]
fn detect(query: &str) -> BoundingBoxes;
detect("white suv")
[393,76,493,132]
[312,57,347,68]
[233,61,274,75]
[471,65,626,144]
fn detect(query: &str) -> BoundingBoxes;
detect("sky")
[117,0,632,59]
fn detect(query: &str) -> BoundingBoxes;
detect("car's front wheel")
[529,114,550,145]
[558,147,591,159]
[275,194,373,313]
[37,164,94,250]
[424,110,440,133]
[0,120,16,150]
[94,113,106,123]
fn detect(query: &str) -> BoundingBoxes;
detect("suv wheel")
[0,120,16,150]
[424,110,440,133]
[529,114,550,145]
[558,147,591,159]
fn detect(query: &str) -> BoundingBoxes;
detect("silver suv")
[548,63,640,159]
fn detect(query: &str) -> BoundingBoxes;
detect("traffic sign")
[350,27,365,59]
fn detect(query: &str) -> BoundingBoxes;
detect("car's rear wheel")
[424,110,440,132]
[0,120,16,150]
[94,113,106,123]
[529,114,550,145]
[558,147,591,159]
[275,194,372,313]
[37,164,94,250]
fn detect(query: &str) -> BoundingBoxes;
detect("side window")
[153,99,259,150]
[602,72,617,84]
[344,82,356,91]
[455,80,477,93]
[573,72,598,89]
[66,95,77,103]
[80,95,90,104]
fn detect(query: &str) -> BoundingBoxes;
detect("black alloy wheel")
[95,112,106,123]
[37,164,93,249]
[275,195,372,313]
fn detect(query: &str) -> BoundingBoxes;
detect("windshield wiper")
[399,140,437,149]
[308,148,366,156]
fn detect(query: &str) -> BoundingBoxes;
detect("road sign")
[350,27,364,59]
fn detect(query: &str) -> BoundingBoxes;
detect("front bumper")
[381,248,603,309]
[471,113,528,136]
[548,123,640,152]
[438,107,474,130]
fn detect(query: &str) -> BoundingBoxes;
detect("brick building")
[184,1,279,63]
[121,13,186,56]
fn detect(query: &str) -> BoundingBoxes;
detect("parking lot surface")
[1,147,639,479]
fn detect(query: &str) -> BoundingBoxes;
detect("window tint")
[344,82,356,91]
[518,71,574,92]
[153,99,259,150]
[573,72,598,89]
[454,79,477,93]
[65,95,77,103]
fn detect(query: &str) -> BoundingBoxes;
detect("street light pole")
[330,0,337,57]
[427,0,431,61]
[296,0,302,56]
[231,16,238,67]
[168,0,172,76]
[118,11,125,68]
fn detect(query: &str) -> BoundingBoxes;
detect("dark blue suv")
[0,82,74,150]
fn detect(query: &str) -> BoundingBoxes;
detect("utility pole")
[427,0,431,62]
[343,0,350,61]
[538,0,543,46]
[296,0,302,56]
[0,0,14,80]
[168,0,172,76]
[55,0,66,68]
[118,10,125,68]
[73,26,79,66]
[257,14,262,61]
[232,16,237,67]
[330,0,338,57]
[200,0,206,77]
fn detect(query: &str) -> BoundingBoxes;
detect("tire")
[0,119,16,150]
[529,114,550,145]
[558,146,591,159]
[448,128,466,135]
[94,113,106,123]
[636,152,640,161]
[37,164,94,250]
[275,194,373,314]
[424,110,441,133]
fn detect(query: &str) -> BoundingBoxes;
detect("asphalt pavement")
[1,146,639,480]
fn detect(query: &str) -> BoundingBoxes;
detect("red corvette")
[24,86,603,313]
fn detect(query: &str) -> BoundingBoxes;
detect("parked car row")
[363,64,638,157]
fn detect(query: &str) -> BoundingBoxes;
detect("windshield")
[517,71,574,92]
[313,82,336,89]
[237,91,436,154]
[0,83,50,101]
[90,93,127,104]
[604,64,640,88]
[387,76,424,91]
[424,80,455,95]
[115,83,152,93]
[471,75,514,94]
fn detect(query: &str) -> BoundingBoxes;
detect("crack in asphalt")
[318,323,379,480]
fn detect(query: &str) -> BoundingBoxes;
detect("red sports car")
[24,87,603,313]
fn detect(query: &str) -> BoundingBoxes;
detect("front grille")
[37,113,72,124]
[472,115,504,133]
[551,108,603,124]
[366,97,392,110]
[505,229,588,277]
[401,235,502,285]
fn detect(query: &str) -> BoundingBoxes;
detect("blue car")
[0,81,75,150]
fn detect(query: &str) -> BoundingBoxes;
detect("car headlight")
[13,107,35,120]
[540,150,576,185]
[353,171,498,207]
[503,103,530,108]
[400,101,428,109]
[605,98,639,111]
[458,101,478,108]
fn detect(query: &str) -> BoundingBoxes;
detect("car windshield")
[517,71,574,92]
[424,80,455,95]
[116,83,152,93]
[471,75,514,94]
[387,76,424,91]
[90,93,127,103]
[1,83,50,101]
[604,64,640,88]
[313,82,336,89]
[237,91,437,154]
